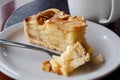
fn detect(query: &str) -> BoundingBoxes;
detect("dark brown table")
[0,0,120,80]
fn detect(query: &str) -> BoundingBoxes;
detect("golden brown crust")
[24,8,60,25]
[41,61,52,72]
[24,8,87,31]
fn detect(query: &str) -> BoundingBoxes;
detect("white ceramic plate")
[0,21,120,80]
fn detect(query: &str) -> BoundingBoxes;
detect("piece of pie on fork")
[23,8,94,76]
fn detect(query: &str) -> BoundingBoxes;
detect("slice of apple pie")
[23,8,94,76]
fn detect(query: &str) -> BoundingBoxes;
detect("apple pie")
[23,8,94,76]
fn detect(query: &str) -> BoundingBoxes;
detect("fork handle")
[0,39,60,56]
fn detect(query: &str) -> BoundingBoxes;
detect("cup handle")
[99,0,119,23]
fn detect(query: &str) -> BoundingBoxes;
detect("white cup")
[68,0,120,24]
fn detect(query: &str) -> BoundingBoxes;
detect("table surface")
[0,0,120,80]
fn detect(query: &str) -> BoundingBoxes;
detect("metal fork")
[0,39,60,56]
